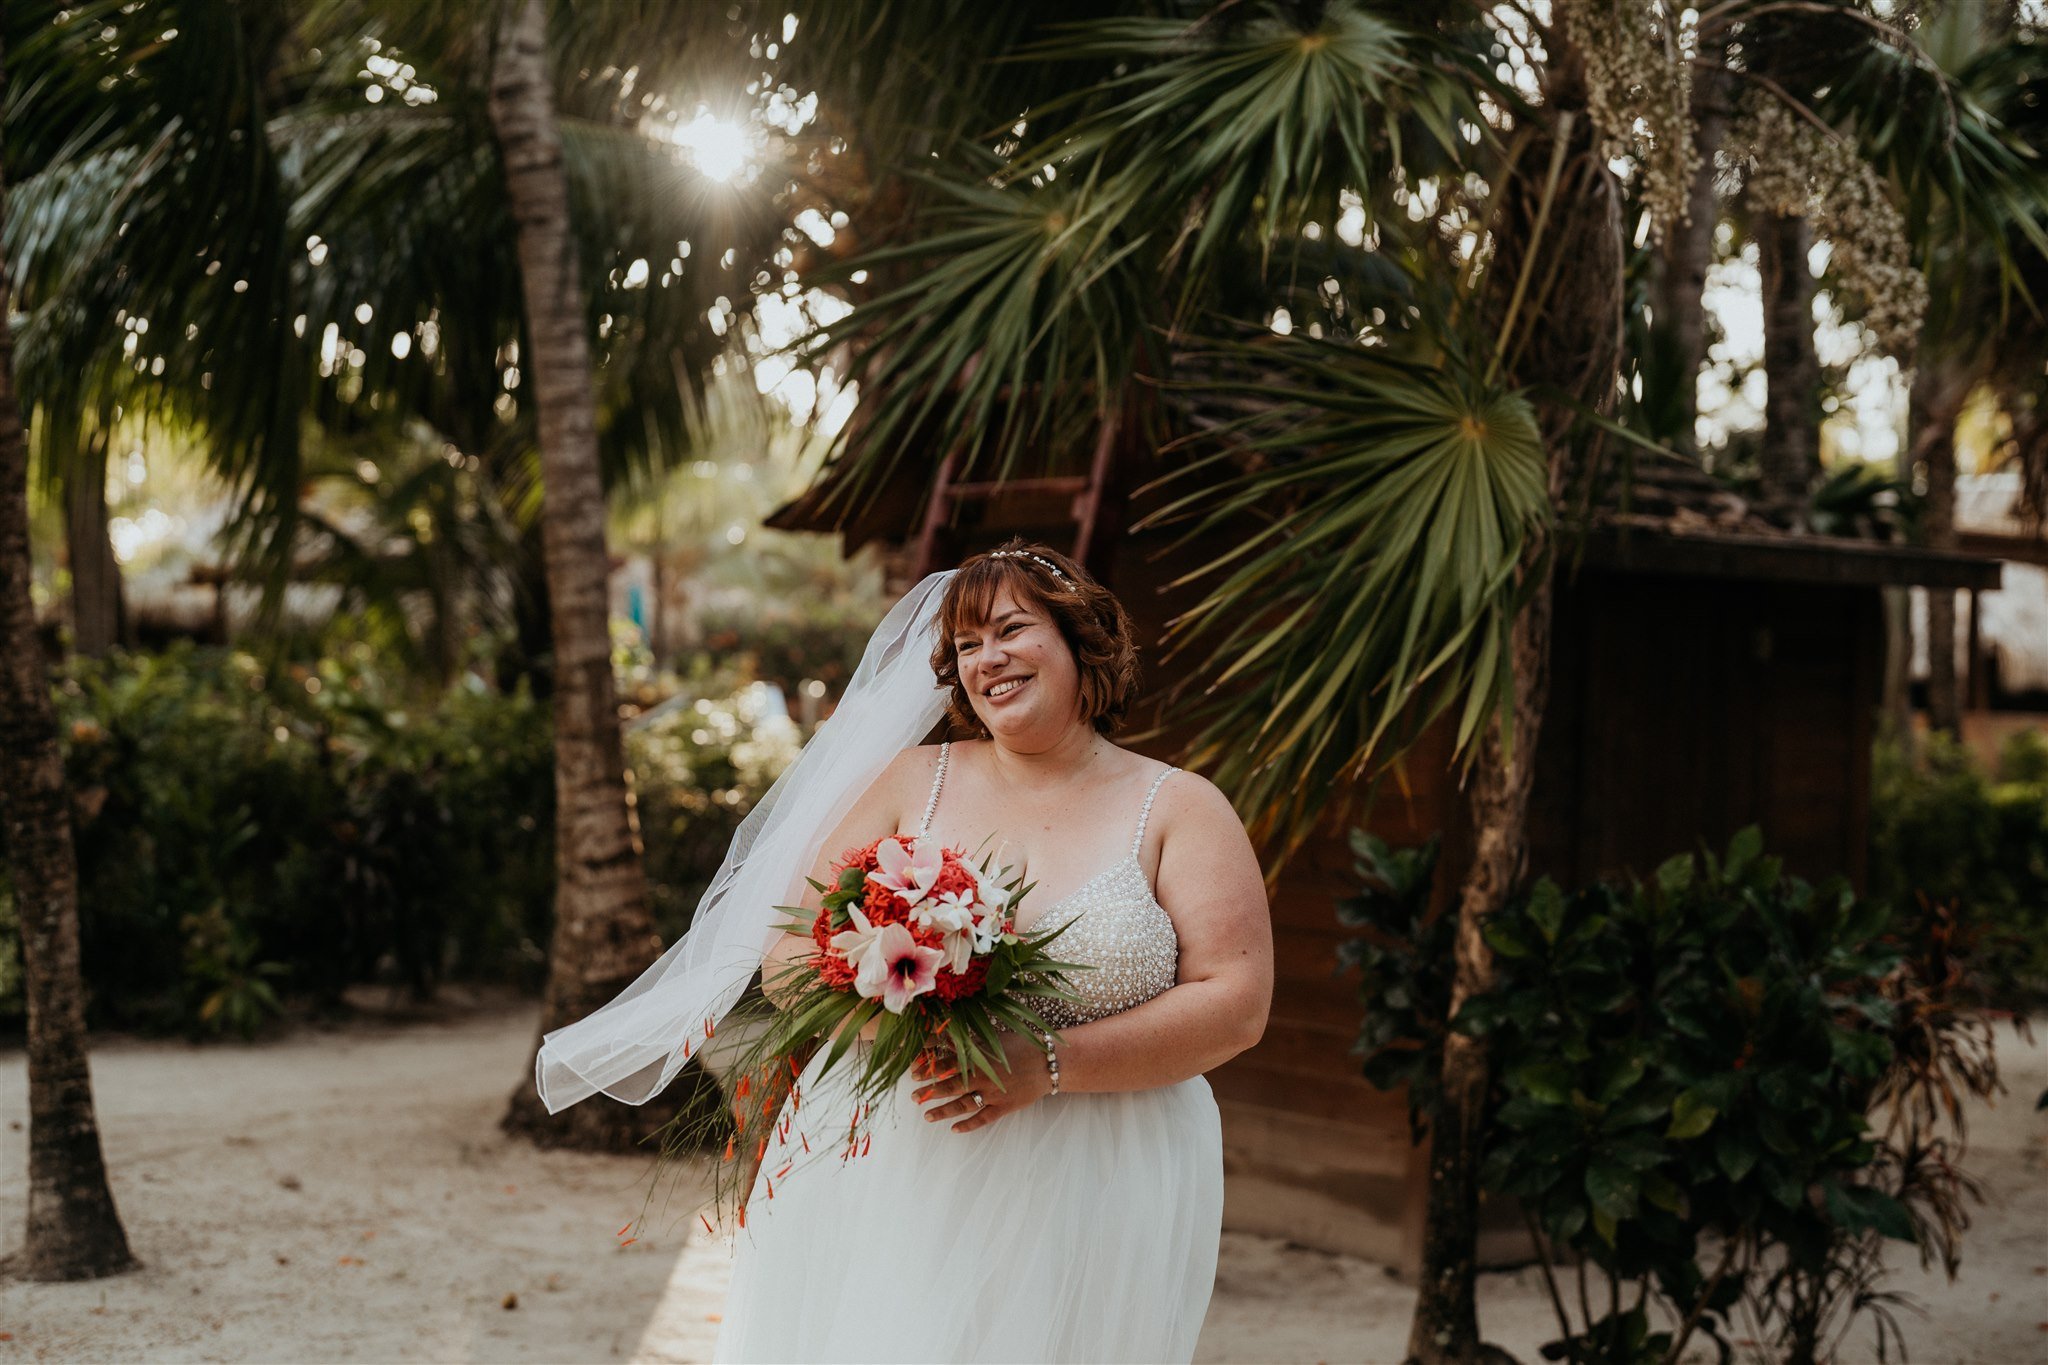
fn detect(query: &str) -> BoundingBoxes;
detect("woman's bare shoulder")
[870,742,950,803]
[1154,766,1245,839]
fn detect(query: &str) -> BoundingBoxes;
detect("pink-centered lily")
[855,922,945,1013]
[867,835,943,909]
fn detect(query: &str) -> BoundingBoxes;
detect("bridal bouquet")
[660,832,1084,1224]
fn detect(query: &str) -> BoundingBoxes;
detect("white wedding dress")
[713,746,1225,1363]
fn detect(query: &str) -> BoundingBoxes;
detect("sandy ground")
[2,1005,2043,1365]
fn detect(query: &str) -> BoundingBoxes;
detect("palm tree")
[1876,5,2048,736]
[1647,4,2044,516]
[8,0,785,1146]
[0,37,135,1282]
[767,1,2047,1355]
[484,0,670,1144]
[768,5,1625,1357]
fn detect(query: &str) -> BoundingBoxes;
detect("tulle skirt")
[712,1040,1224,1364]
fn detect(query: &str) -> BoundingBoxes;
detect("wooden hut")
[767,453,2001,1271]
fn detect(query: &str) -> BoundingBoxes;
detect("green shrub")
[1346,828,2002,1365]
[1870,730,2048,1005]
[628,682,800,938]
[0,645,792,1038]
[1335,831,1449,1138]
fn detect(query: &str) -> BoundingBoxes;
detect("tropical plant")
[5,0,800,1150]
[1335,830,1451,1141]
[1,647,796,1037]
[1350,828,2007,1365]
[765,4,2048,1352]
[1870,729,2048,1006]
[770,5,1620,1355]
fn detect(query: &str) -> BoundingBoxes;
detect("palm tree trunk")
[1408,560,1554,1365]
[487,0,680,1148]
[1913,365,1971,738]
[1408,87,1624,1363]
[0,111,135,1283]
[63,426,125,658]
[1757,210,1819,514]
[1658,65,1729,460]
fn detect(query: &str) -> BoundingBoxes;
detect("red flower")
[930,955,990,1002]
[929,859,977,900]
[810,908,858,990]
[861,878,911,924]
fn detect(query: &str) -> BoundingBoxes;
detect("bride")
[536,540,1272,1364]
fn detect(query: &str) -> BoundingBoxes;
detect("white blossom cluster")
[1733,94,1929,358]
[1563,0,1698,242]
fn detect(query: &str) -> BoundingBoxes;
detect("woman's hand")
[911,1033,1053,1134]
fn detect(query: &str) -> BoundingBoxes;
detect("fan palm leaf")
[1008,4,1473,301]
[1142,330,1546,857]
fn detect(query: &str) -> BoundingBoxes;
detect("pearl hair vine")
[984,548,1075,587]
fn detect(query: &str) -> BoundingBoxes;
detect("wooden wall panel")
[1097,538,1888,1270]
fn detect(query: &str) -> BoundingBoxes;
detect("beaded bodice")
[918,743,1180,1027]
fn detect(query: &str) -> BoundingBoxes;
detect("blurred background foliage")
[1870,727,2048,1007]
[0,640,815,1037]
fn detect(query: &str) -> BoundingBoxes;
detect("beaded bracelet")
[1039,1029,1062,1095]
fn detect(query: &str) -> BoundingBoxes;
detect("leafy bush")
[1346,828,2004,1365]
[628,682,800,938]
[1870,730,2048,1005]
[1336,832,1450,1139]
[1,646,794,1038]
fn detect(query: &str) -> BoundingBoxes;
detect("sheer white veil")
[534,570,957,1113]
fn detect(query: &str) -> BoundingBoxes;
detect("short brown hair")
[930,539,1141,737]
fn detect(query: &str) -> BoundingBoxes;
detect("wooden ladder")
[909,418,1122,580]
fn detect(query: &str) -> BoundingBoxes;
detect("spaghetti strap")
[1129,765,1177,858]
[917,741,951,837]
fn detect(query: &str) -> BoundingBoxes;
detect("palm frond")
[797,148,1161,509]
[1009,2,1475,308]
[1143,329,1546,858]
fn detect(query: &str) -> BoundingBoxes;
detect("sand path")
[2,1006,2042,1363]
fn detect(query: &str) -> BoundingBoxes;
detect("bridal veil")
[533,570,956,1113]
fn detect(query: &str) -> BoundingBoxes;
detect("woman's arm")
[921,772,1271,1130]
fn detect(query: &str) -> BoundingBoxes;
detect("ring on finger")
[970,1091,985,1109]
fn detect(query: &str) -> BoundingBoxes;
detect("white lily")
[971,908,1009,955]
[914,889,980,973]
[828,905,889,979]
[970,856,1017,914]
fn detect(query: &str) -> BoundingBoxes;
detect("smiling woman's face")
[950,585,1083,747]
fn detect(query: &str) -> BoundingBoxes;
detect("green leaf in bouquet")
[988,995,1058,1039]
[822,998,880,1077]
[963,1000,1008,1060]
[769,905,814,936]
[954,1025,995,1083]
[869,1009,924,1091]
